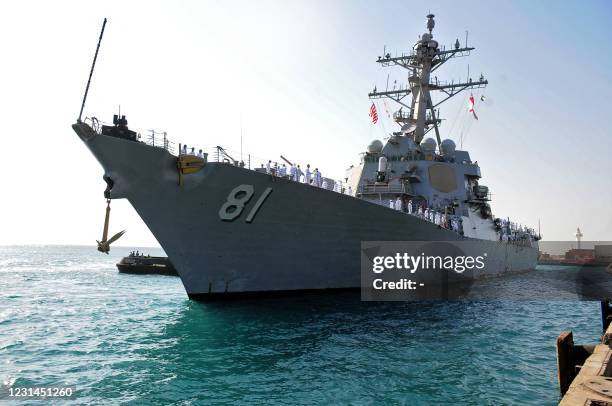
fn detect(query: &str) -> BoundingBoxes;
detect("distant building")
[565,249,595,261]
[595,245,612,262]
[539,245,612,266]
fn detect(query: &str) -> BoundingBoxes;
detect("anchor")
[96,199,125,254]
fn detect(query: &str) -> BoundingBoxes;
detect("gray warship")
[72,15,539,299]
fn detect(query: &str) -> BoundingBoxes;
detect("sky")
[0,0,611,247]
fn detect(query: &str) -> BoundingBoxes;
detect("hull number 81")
[218,184,273,223]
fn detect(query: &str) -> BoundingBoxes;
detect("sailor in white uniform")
[313,168,321,187]
[407,200,413,214]
[290,164,297,181]
[305,165,312,184]
[197,149,204,158]
[296,165,303,182]
[389,200,394,209]
[190,147,196,156]
[395,197,402,211]
[280,164,287,177]
[266,160,272,175]
[347,186,353,196]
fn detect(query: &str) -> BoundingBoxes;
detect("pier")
[557,301,612,404]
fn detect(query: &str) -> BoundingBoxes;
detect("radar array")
[369,14,487,151]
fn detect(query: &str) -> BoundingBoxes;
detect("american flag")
[369,103,378,124]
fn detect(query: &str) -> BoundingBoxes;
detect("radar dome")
[367,139,383,153]
[420,138,437,153]
[440,139,456,155]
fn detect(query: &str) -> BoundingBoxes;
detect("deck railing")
[358,183,411,195]
[145,130,175,154]
[84,116,176,154]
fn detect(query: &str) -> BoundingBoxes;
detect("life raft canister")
[177,155,205,185]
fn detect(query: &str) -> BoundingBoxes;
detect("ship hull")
[73,123,538,299]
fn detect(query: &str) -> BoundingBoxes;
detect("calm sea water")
[0,245,603,405]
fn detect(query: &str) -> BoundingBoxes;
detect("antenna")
[240,114,243,161]
[78,18,107,122]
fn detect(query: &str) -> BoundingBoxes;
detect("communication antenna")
[368,14,487,145]
[78,18,107,122]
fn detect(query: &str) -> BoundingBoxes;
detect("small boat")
[116,252,178,276]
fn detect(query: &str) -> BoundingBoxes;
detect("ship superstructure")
[72,15,539,299]
[347,14,512,241]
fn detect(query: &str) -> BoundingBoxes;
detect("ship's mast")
[369,14,487,150]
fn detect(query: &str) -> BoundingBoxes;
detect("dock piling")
[557,331,575,396]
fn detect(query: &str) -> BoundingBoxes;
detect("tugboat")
[116,251,178,276]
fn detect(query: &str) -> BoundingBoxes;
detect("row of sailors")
[390,197,536,241]
[390,198,532,242]
[265,161,318,183]
[500,219,534,236]
[499,228,534,242]
[389,196,533,243]
[497,218,537,242]
[263,161,353,195]
[179,146,356,195]
[180,145,206,158]
[389,198,463,234]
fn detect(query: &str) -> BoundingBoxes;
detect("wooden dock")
[557,301,612,405]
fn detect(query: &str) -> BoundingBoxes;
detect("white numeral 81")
[218,184,254,221]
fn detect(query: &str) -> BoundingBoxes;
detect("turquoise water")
[0,246,602,405]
